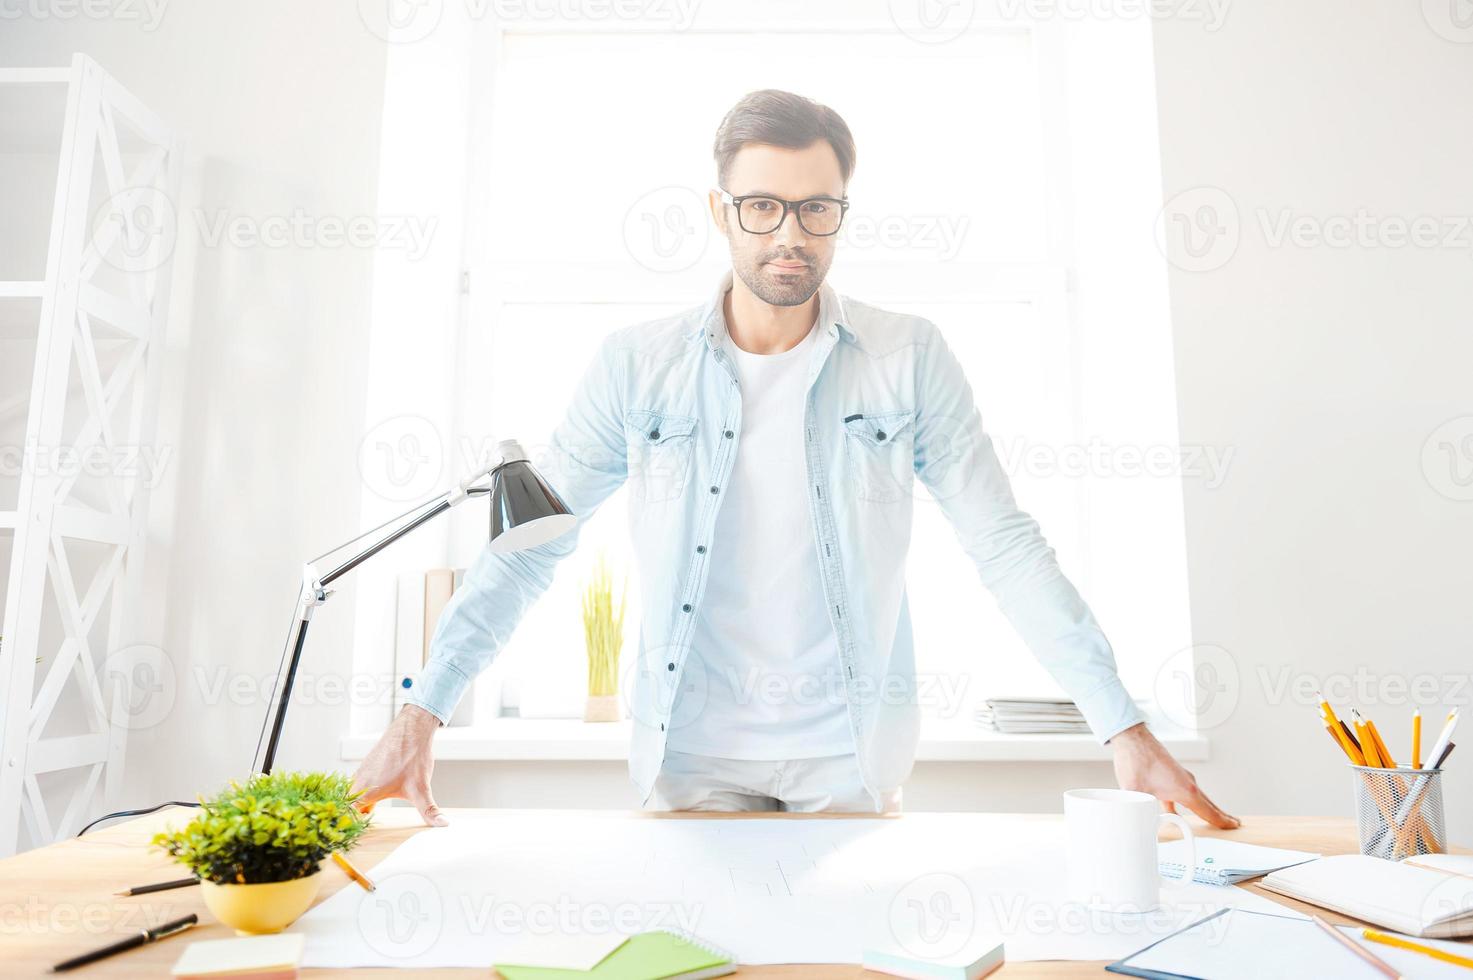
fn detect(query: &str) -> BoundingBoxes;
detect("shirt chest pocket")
[842,409,916,504]
[626,409,698,504]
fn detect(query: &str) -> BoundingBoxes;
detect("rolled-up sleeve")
[404,335,628,723]
[911,323,1144,743]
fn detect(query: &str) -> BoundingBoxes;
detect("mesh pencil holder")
[1350,764,1446,861]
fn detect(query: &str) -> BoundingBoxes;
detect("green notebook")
[495,930,735,980]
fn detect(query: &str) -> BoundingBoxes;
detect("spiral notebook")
[494,930,736,980]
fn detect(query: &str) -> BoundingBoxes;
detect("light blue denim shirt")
[407,271,1144,806]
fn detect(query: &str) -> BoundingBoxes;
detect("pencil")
[1412,709,1422,770]
[331,851,375,892]
[1356,719,1384,767]
[1317,692,1341,730]
[1326,723,1365,766]
[1309,915,1400,979]
[1362,928,1473,969]
[1366,717,1396,769]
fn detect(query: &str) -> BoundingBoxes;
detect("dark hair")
[712,89,856,190]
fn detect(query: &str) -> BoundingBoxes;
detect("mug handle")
[1158,812,1196,886]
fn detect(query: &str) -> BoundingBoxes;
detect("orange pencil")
[1412,709,1422,770]
[1367,719,1396,769]
[1325,723,1365,766]
[331,851,376,892]
[1317,692,1342,730]
[1355,719,1383,767]
[1310,916,1399,979]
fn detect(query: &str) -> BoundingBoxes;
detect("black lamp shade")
[487,458,575,553]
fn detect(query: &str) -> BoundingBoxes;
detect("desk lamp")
[250,439,572,774]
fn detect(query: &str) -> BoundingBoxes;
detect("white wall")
[0,3,389,816]
[1151,1,1473,841]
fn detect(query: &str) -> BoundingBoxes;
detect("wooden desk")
[0,810,1455,978]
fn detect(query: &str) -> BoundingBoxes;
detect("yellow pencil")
[1341,726,1367,766]
[1367,718,1396,769]
[1362,927,1473,969]
[1318,692,1342,730]
[1326,723,1366,766]
[1356,719,1384,767]
[1412,709,1422,770]
[331,851,376,892]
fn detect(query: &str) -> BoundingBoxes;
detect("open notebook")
[1260,854,1473,939]
[1158,838,1319,886]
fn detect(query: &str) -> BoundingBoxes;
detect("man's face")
[710,140,845,308]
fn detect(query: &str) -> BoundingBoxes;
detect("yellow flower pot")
[200,870,324,935]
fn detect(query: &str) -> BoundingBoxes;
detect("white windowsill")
[339,716,1208,763]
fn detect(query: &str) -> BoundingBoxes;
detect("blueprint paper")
[294,812,1294,968]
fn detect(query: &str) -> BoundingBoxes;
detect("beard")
[731,244,832,307]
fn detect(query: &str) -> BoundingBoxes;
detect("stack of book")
[974,697,1091,735]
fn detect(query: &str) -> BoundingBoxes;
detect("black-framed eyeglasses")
[717,189,850,237]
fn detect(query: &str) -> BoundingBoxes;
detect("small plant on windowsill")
[581,553,627,722]
[152,771,368,934]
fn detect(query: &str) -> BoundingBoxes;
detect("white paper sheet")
[1124,908,1473,980]
[293,813,1296,968]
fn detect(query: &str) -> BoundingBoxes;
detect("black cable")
[76,801,200,837]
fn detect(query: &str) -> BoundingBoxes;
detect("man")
[353,90,1237,827]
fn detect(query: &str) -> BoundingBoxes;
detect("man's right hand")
[350,704,448,827]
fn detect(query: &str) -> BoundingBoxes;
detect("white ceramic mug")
[1063,788,1196,912]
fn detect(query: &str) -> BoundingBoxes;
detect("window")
[437,6,1192,728]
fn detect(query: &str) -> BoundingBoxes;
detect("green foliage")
[152,771,369,885]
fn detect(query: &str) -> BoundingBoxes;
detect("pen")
[332,850,376,892]
[114,875,199,897]
[1425,710,1460,770]
[52,913,197,972]
[1309,914,1402,979]
[1362,928,1473,969]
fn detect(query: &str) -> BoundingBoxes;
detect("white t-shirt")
[666,320,854,761]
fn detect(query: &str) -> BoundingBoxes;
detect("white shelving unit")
[0,56,180,856]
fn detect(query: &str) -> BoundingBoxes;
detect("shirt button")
[709,485,718,494]
[667,662,676,671]
[724,430,734,438]
[696,545,706,554]
[681,603,692,612]
[648,429,660,440]
[876,431,887,441]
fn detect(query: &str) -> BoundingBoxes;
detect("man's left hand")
[1110,722,1240,829]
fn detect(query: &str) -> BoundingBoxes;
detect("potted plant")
[153,771,368,934]
[581,553,626,722]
